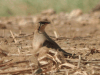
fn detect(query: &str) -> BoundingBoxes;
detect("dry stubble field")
[0,9,100,75]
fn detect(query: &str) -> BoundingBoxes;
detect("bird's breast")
[33,33,46,50]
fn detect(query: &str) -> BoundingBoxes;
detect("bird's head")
[38,21,50,32]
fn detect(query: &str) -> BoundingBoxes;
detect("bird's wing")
[43,39,60,49]
[42,32,61,49]
[43,40,72,57]
[43,32,72,57]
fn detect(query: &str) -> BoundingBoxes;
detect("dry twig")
[0,60,29,70]
[10,30,17,43]
[77,55,81,68]
[51,20,59,39]
[0,67,35,74]
[8,54,32,56]
[0,48,8,56]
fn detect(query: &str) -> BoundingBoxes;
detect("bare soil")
[0,10,100,75]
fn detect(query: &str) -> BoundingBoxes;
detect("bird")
[32,20,73,74]
[32,20,72,57]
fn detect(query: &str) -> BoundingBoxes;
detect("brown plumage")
[32,21,73,74]
[33,21,72,57]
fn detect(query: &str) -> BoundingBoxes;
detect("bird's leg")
[33,54,42,74]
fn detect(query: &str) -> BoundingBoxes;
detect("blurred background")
[0,1,100,75]
[0,0,100,16]
[0,0,100,37]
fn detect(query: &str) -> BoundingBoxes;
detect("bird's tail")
[59,49,73,57]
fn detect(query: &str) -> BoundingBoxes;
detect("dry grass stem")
[0,49,8,56]
[3,29,5,37]
[10,30,17,43]
[78,55,81,68]
[51,20,59,39]
[8,54,32,56]
[0,67,35,74]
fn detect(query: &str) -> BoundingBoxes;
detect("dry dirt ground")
[0,9,100,75]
